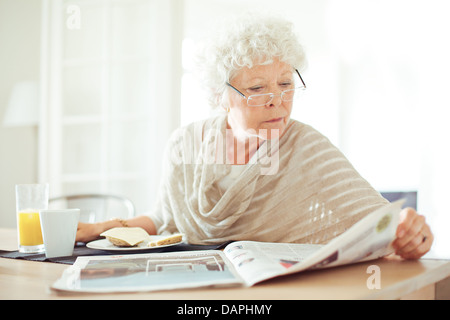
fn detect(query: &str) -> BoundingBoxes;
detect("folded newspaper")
[51,199,404,293]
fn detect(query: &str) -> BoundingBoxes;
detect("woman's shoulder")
[167,114,226,145]
[286,118,329,142]
[175,114,225,133]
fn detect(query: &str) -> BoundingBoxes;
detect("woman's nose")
[266,93,283,107]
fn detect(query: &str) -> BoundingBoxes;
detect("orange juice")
[17,210,44,246]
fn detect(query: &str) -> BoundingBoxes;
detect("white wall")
[326,0,450,258]
[0,0,41,228]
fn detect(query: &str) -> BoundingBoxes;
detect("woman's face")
[226,58,295,140]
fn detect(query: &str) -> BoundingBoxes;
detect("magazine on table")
[51,199,404,293]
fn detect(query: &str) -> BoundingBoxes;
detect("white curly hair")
[195,13,307,109]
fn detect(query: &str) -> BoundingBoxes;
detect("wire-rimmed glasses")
[226,69,306,107]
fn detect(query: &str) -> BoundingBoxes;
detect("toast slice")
[101,227,150,247]
[148,234,183,247]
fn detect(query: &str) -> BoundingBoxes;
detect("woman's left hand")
[392,207,433,259]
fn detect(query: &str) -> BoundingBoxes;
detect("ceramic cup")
[39,208,80,258]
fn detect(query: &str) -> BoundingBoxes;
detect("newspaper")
[51,199,404,293]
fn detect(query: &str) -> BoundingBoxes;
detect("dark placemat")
[0,241,233,265]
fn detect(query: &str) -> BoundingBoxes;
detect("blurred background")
[1,0,449,258]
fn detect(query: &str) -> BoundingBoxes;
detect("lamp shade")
[3,81,39,127]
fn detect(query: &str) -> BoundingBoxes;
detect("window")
[40,0,182,214]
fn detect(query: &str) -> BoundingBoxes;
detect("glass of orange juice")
[15,184,49,253]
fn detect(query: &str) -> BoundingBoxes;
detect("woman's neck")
[225,122,263,165]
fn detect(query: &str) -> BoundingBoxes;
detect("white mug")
[39,208,80,258]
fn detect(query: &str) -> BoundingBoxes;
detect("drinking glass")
[15,184,49,253]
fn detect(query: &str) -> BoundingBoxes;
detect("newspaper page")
[221,199,404,286]
[51,200,403,293]
[290,198,404,272]
[51,250,244,293]
[222,241,323,286]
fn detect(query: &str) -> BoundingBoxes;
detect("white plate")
[86,236,183,252]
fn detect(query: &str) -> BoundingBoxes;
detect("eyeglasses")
[226,69,306,107]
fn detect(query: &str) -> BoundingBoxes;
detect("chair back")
[380,191,417,210]
[49,194,135,223]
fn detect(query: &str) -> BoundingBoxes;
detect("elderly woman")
[77,15,433,259]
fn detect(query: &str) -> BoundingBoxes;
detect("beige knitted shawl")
[148,115,388,245]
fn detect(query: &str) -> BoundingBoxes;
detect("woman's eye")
[248,86,264,93]
[280,82,292,88]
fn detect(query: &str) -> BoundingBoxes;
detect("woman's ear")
[216,90,229,112]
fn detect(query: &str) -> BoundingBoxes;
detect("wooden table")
[1,228,449,300]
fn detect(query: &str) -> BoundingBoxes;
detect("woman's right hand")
[76,216,157,243]
[76,222,105,243]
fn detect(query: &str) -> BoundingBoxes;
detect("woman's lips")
[265,117,283,123]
